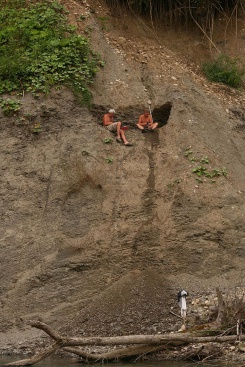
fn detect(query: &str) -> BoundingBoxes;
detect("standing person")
[103,109,132,146]
[137,110,158,132]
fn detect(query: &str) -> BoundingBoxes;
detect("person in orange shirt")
[137,110,158,132]
[103,109,132,146]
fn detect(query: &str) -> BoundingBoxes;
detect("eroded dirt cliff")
[1,0,245,353]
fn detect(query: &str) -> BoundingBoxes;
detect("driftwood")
[4,320,245,366]
[170,344,222,362]
[63,344,168,361]
[4,343,60,366]
[28,321,245,344]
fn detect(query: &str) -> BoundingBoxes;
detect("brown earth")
[1,0,245,358]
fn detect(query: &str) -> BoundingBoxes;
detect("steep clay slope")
[1,0,245,351]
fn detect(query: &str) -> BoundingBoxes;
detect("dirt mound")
[64,269,177,336]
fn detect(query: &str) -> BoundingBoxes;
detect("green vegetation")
[0,98,21,115]
[81,150,90,156]
[184,147,227,183]
[200,156,209,164]
[192,166,227,182]
[167,178,182,190]
[105,156,113,163]
[32,123,42,134]
[98,16,109,31]
[0,0,103,105]
[202,54,245,88]
[103,137,114,144]
[184,150,193,157]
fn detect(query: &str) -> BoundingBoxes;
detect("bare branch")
[4,343,60,366]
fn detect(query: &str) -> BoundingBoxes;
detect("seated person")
[137,110,158,132]
[103,109,132,146]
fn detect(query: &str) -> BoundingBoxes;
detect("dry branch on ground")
[3,320,245,366]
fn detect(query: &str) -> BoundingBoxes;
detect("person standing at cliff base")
[103,109,132,146]
[137,110,158,132]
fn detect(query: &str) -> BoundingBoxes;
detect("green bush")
[0,0,103,105]
[202,54,245,88]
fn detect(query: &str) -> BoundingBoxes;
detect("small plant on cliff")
[0,0,103,105]
[192,166,227,180]
[32,123,42,134]
[98,16,109,31]
[202,54,245,88]
[0,98,21,115]
[200,156,209,164]
[103,138,113,144]
[184,149,228,183]
[167,178,182,190]
[105,156,113,163]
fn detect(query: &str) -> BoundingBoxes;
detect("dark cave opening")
[152,102,172,128]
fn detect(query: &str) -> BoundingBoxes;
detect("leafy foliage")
[192,166,227,181]
[0,0,103,105]
[103,138,114,144]
[105,156,113,163]
[202,54,245,88]
[0,98,21,115]
[184,148,227,183]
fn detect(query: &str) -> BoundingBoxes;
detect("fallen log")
[3,320,244,367]
[63,344,168,361]
[4,343,60,366]
[29,320,245,346]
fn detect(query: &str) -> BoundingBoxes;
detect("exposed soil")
[1,0,245,360]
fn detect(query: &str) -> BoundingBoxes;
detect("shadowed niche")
[152,102,172,128]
